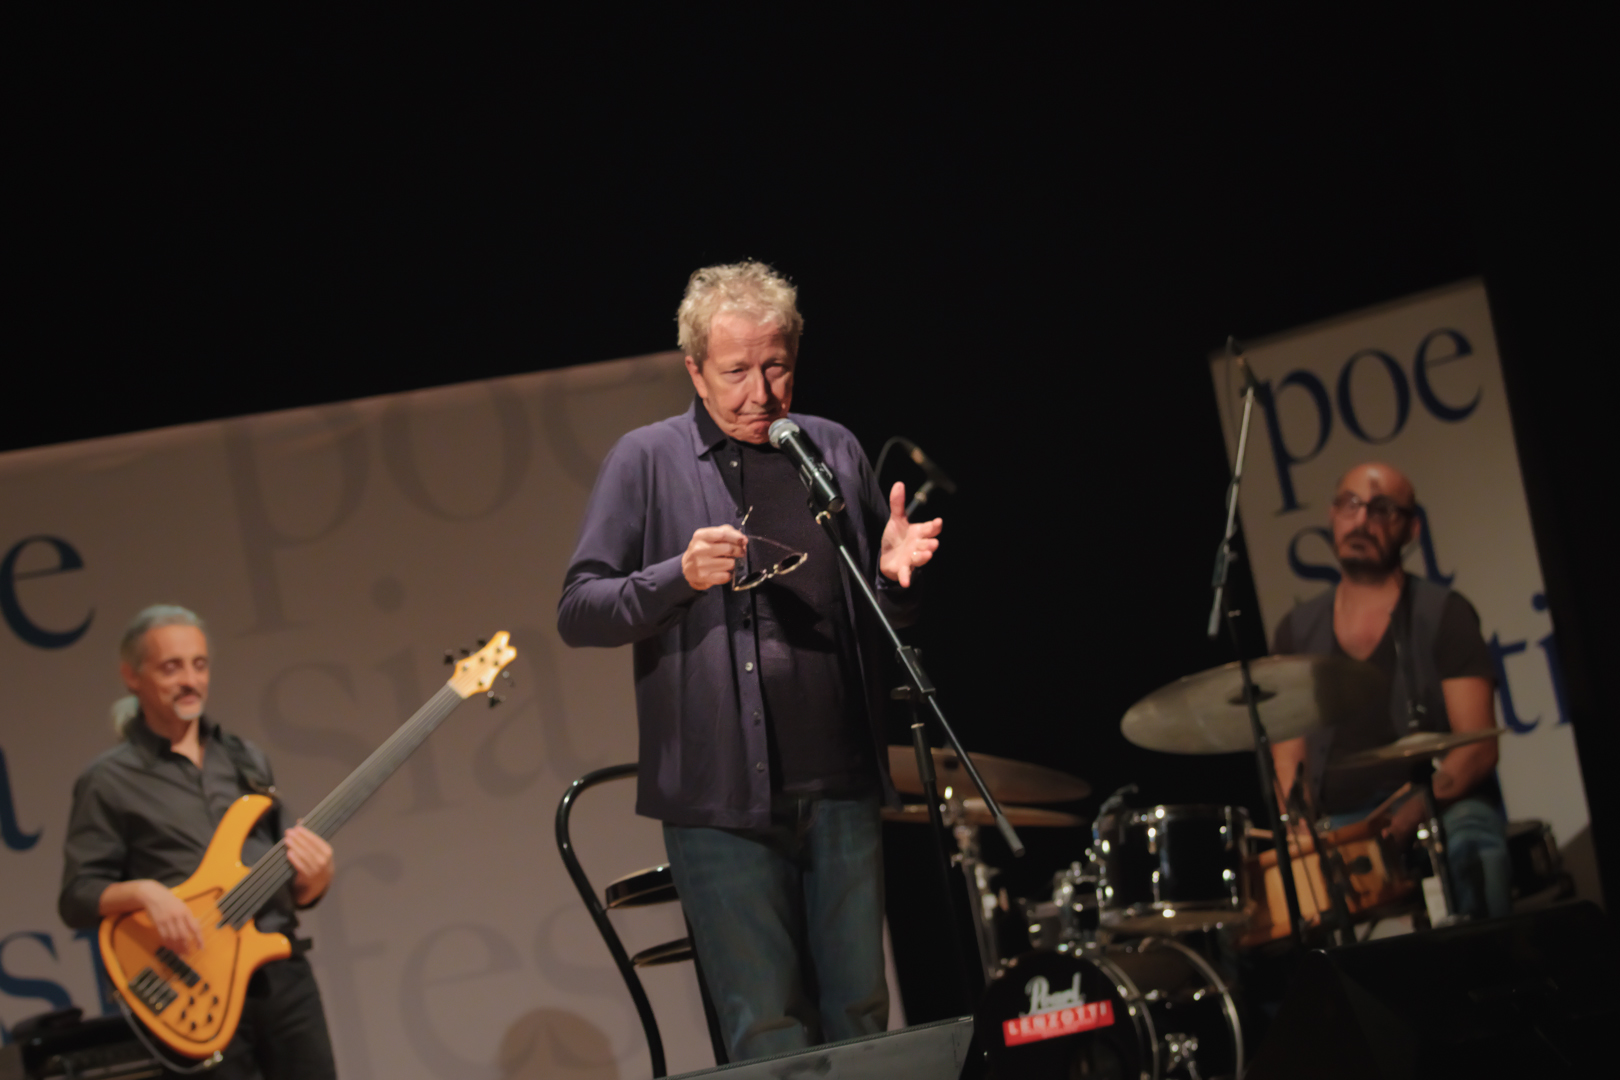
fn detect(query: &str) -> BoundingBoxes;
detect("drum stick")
[1366,782,1415,825]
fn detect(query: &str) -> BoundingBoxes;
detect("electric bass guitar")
[99,632,517,1062]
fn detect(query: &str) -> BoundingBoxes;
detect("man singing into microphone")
[557,261,942,1062]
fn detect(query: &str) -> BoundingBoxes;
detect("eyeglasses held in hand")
[732,507,809,591]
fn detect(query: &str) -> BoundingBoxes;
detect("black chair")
[555,763,729,1077]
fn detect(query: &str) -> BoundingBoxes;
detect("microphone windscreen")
[767,418,799,448]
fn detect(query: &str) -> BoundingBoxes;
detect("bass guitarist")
[58,604,338,1079]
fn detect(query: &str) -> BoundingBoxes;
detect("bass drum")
[975,939,1244,1080]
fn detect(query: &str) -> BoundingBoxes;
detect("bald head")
[1335,462,1416,509]
[1331,462,1419,583]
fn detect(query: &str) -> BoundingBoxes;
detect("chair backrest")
[554,763,671,1076]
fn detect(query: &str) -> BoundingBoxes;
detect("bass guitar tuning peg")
[487,692,504,708]
[443,651,454,666]
[459,647,471,658]
[476,638,487,648]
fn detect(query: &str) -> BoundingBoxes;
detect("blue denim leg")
[801,797,888,1043]
[1442,796,1512,920]
[663,797,886,1063]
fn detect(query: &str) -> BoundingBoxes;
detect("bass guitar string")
[220,685,464,925]
[136,684,467,1004]
[215,685,465,927]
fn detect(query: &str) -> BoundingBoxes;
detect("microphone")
[899,438,957,516]
[768,419,845,514]
[1228,335,1260,394]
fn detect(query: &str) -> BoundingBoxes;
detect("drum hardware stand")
[1410,757,1461,924]
[897,688,986,1007]
[941,788,1008,982]
[1163,1033,1203,1080]
[1207,338,1309,948]
[1285,772,1357,946]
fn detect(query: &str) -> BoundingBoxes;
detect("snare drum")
[976,939,1245,1079]
[1095,805,1250,933]
[1237,817,1415,948]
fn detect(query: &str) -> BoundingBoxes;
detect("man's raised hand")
[683,525,748,590]
[879,482,942,588]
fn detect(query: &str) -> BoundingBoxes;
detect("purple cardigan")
[557,400,908,828]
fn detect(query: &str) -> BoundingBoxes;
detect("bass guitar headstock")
[447,632,518,700]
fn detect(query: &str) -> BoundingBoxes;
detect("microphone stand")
[779,422,1020,1006]
[1208,340,1307,948]
[812,505,1026,859]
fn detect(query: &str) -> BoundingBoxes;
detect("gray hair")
[675,261,803,367]
[111,604,207,735]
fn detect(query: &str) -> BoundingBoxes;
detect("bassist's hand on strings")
[286,823,335,908]
[137,881,206,955]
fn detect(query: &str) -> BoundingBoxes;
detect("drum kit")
[885,654,1508,1079]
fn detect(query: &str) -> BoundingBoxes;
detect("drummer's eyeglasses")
[732,507,809,591]
[1330,492,1413,524]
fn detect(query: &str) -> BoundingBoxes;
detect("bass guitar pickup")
[128,967,179,1013]
[155,946,203,988]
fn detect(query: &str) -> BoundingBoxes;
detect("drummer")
[1269,462,1509,920]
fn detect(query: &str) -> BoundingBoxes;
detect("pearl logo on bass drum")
[1003,972,1116,1047]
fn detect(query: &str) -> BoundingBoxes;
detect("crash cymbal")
[882,798,1086,828]
[1120,654,1386,754]
[887,746,1090,803]
[1327,728,1507,771]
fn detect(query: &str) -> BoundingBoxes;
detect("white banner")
[0,352,728,1075]
[1209,279,1597,900]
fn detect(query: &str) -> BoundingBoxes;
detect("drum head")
[975,949,1148,1079]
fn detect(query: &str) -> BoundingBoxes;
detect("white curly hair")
[675,260,803,367]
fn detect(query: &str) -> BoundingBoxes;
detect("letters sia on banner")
[1208,279,1597,899]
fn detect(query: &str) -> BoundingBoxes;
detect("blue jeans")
[1327,795,1511,921]
[663,796,888,1062]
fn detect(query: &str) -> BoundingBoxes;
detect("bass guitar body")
[100,794,292,1061]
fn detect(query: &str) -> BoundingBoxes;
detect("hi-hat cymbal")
[887,746,1090,803]
[882,798,1086,828]
[1327,728,1507,771]
[1121,654,1386,755]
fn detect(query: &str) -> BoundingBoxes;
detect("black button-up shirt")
[707,409,876,797]
[58,716,297,934]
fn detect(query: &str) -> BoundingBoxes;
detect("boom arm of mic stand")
[1207,371,1257,640]
[815,511,1027,857]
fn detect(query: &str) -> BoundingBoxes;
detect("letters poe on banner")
[1208,279,1598,901]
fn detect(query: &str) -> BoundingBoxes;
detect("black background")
[10,6,1616,1027]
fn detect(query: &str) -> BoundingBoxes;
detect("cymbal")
[1120,654,1386,754]
[887,746,1090,803]
[882,798,1086,828]
[1327,728,1507,771]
